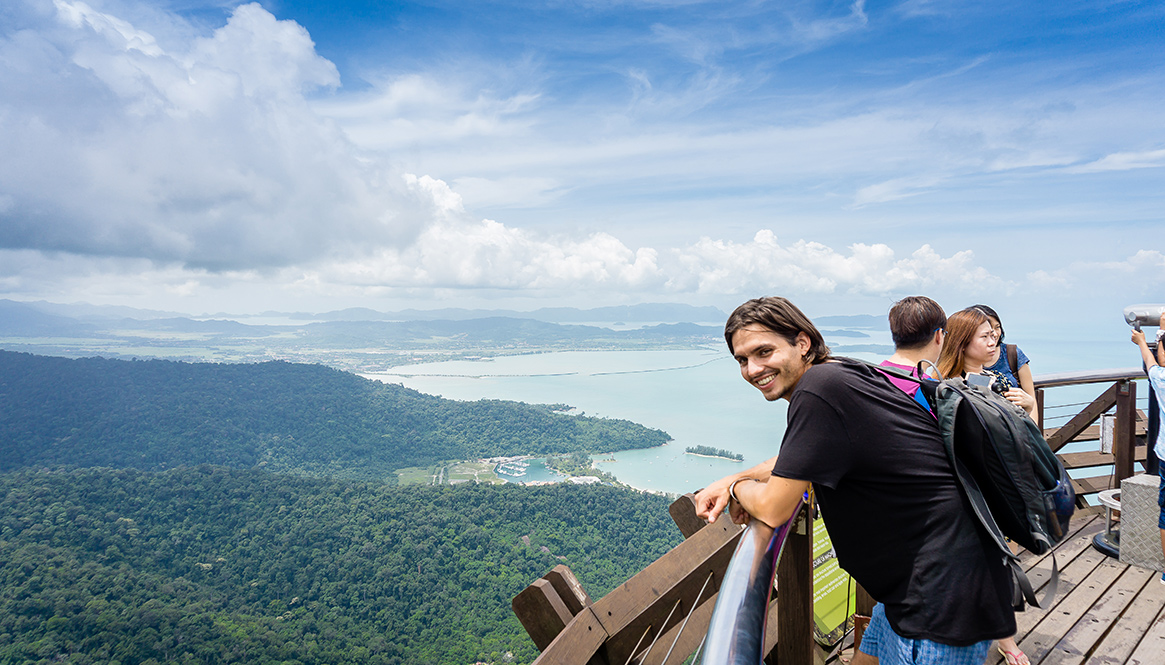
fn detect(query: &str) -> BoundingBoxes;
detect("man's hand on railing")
[693,476,735,524]
[693,455,781,524]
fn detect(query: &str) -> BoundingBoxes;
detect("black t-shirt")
[771,359,1014,646]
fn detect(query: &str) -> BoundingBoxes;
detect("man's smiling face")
[731,325,811,402]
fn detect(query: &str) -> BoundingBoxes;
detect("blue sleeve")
[1014,345,1030,369]
[913,388,931,411]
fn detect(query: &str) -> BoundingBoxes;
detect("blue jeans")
[858,603,992,665]
[1158,462,1165,530]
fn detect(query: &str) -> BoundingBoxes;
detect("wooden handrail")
[513,497,821,665]
[1032,368,1144,389]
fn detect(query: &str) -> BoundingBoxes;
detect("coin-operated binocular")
[1123,304,1165,332]
[1125,304,1165,476]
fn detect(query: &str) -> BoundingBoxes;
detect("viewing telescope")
[1123,304,1165,331]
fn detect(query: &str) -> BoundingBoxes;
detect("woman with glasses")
[973,304,1038,426]
[936,307,1039,425]
[935,306,1035,665]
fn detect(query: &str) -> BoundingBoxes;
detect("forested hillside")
[0,351,669,480]
[0,468,683,664]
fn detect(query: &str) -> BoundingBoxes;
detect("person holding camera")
[1130,312,1165,587]
[936,307,1039,423]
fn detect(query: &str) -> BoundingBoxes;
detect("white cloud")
[303,192,1004,299]
[666,231,999,295]
[852,175,946,207]
[1064,149,1165,174]
[0,1,435,269]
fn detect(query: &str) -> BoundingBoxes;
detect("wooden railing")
[511,368,1156,664]
[1034,368,1153,502]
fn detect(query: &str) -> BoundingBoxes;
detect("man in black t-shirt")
[693,297,1014,665]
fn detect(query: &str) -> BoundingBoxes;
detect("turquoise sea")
[363,327,1152,495]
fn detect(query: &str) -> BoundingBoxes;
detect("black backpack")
[869,360,1076,609]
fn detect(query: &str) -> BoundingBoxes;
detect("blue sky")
[0,0,1163,326]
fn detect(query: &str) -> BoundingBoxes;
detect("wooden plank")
[1046,383,1119,452]
[546,565,593,615]
[513,578,581,651]
[984,515,1104,664]
[1034,369,1145,389]
[587,512,744,665]
[1045,422,1147,446]
[1013,554,1124,664]
[1086,570,1165,664]
[1038,565,1153,665]
[642,591,717,665]
[531,606,611,665]
[1024,515,1104,581]
[669,493,709,539]
[1014,512,1102,570]
[1124,598,1165,665]
[1059,447,1146,470]
[1071,475,1114,497]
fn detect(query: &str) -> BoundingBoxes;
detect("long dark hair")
[724,297,831,364]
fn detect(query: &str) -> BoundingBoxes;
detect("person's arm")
[1132,328,1158,369]
[727,474,811,528]
[1015,364,1039,426]
[693,456,779,524]
[1158,313,1165,366]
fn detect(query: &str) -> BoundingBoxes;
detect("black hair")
[888,296,947,350]
[970,304,1004,343]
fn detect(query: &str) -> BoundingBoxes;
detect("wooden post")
[1114,380,1136,482]
[1036,388,1045,432]
[669,494,709,539]
[768,502,816,665]
[513,565,593,651]
[852,582,875,652]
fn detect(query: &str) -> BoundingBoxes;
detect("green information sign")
[811,513,855,647]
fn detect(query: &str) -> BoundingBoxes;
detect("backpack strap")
[1006,344,1019,376]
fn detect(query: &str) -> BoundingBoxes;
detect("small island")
[684,445,744,462]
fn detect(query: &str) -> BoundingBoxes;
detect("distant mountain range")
[3,300,727,324]
[0,299,887,365]
[303,303,729,323]
[0,299,723,344]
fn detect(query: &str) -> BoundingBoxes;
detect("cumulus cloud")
[314,180,1001,298]
[320,176,665,290]
[666,231,999,295]
[0,1,436,269]
[1027,250,1165,295]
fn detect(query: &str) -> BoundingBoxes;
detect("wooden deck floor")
[985,509,1165,665]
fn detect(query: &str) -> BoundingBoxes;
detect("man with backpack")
[1130,312,1165,586]
[693,296,1015,665]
